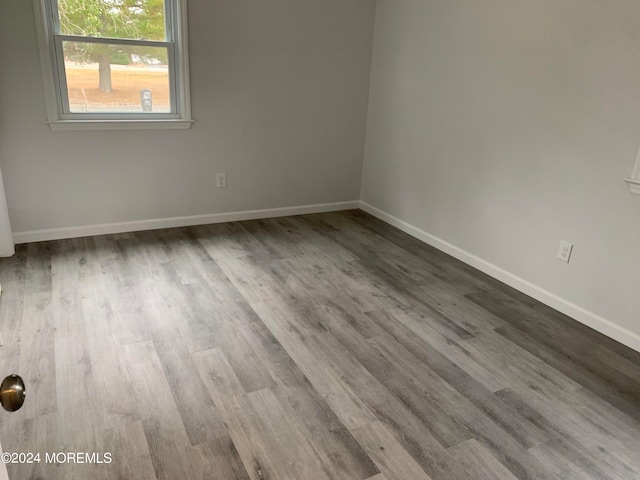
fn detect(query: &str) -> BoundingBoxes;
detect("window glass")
[62,41,170,113]
[57,0,167,41]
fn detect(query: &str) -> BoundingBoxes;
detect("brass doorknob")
[0,375,26,412]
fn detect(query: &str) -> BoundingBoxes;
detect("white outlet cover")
[556,240,573,263]
[216,173,227,188]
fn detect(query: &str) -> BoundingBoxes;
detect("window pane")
[57,0,167,41]
[62,41,171,113]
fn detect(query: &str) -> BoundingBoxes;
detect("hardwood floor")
[1,210,639,480]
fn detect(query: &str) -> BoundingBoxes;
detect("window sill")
[46,119,193,131]
[624,178,640,195]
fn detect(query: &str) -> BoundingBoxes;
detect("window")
[33,0,192,130]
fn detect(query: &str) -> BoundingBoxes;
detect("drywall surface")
[0,0,375,232]
[362,0,640,336]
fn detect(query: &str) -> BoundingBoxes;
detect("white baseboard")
[359,201,640,353]
[12,201,360,244]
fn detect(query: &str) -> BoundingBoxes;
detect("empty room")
[1,0,640,479]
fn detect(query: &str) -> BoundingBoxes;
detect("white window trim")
[33,0,193,131]
[624,144,640,195]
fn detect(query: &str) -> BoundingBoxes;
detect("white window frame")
[33,0,192,131]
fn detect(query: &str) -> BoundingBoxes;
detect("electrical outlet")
[556,240,573,263]
[216,173,227,188]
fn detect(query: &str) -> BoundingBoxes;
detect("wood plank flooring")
[1,210,640,479]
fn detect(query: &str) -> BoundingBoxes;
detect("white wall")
[362,0,640,340]
[0,0,375,233]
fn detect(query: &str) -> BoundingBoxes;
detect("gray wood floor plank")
[531,434,640,480]
[0,257,25,372]
[19,291,56,420]
[366,335,552,480]
[302,332,468,480]
[505,384,640,473]
[120,340,199,480]
[529,436,629,480]
[23,242,53,294]
[240,218,305,260]
[247,388,334,480]
[191,436,252,480]
[219,326,276,393]
[191,347,282,480]
[365,475,388,480]
[494,388,566,440]
[52,290,100,454]
[448,439,519,480]
[304,213,506,333]
[251,300,379,431]
[351,421,434,480]
[316,212,504,333]
[375,307,508,392]
[82,278,140,432]
[495,324,640,421]
[153,330,229,446]
[136,265,230,446]
[313,312,474,448]
[468,288,640,388]
[459,330,583,394]
[343,210,496,293]
[100,420,157,480]
[240,322,380,480]
[153,261,220,354]
[365,309,554,449]
[4,413,61,480]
